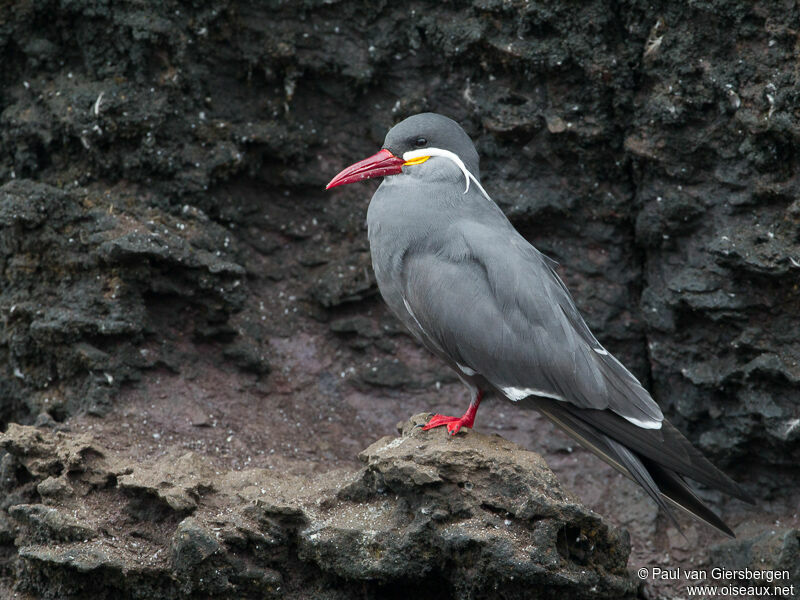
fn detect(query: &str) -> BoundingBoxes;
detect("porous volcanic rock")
[709,524,799,594]
[0,417,636,599]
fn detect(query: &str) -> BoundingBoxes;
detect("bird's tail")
[532,399,745,538]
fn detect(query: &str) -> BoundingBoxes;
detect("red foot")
[422,414,473,435]
[421,391,483,436]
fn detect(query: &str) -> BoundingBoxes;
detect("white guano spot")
[378,437,405,453]
[93,91,104,116]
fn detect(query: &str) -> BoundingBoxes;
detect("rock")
[360,359,413,388]
[222,339,271,375]
[0,423,114,490]
[309,253,377,308]
[303,414,634,597]
[117,451,217,513]
[36,476,73,500]
[0,510,17,545]
[0,179,248,421]
[0,421,636,599]
[709,525,799,593]
[330,316,379,338]
[171,517,220,571]
[9,504,97,543]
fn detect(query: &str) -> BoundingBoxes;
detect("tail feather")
[532,398,742,537]
[645,459,735,537]
[602,435,682,531]
[580,409,753,504]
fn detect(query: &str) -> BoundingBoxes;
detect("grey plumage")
[331,112,753,536]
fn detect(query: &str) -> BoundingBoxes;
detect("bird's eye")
[414,137,427,148]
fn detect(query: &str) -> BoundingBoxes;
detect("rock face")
[0,418,636,599]
[710,524,799,595]
[0,179,251,422]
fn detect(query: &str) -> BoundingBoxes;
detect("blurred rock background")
[1,0,798,598]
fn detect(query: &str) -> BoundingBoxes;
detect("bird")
[326,112,753,537]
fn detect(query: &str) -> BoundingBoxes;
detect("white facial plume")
[402,148,491,201]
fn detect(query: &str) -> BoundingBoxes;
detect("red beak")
[326,149,405,190]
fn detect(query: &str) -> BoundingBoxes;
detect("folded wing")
[400,219,752,534]
[401,220,663,428]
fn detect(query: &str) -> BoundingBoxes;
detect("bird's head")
[326,113,481,192]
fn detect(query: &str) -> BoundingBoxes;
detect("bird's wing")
[401,219,663,429]
[400,219,753,533]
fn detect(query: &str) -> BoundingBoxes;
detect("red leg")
[422,390,483,436]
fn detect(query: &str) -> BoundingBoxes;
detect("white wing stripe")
[620,414,663,430]
[502,386,663,429]
[456,362,476,376]
[502,386,565,402]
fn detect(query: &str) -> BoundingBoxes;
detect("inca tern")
[326,112,753,536]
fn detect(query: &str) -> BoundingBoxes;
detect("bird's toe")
[422,414,471,435]
[422,414,459,431]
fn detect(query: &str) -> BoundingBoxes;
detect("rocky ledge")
[0,415,635,599]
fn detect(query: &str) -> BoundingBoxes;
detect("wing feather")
[396,218,750,534]
[401,220,663,427]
